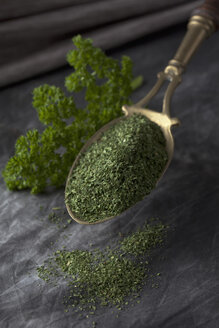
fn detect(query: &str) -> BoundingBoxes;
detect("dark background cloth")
[0,0,202,87]
[1,20,219,327]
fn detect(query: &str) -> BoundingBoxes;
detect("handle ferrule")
[194,0,219,29]
[165,15,215,77]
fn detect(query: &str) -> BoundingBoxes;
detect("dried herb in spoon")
[65,114,168,223]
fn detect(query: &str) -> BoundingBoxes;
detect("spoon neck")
[164,15,215,78]
[135,14,215,118]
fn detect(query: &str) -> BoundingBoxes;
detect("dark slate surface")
[1,25,219,328]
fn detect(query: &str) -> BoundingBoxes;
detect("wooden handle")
[194,0,219,29]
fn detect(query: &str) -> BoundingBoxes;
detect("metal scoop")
[65,10,217,224]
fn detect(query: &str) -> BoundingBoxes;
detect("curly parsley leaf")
[2,35,142,194]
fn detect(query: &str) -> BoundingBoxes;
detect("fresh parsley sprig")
[2,35,142,194]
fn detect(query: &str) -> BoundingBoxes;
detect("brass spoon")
[65,5,218,224]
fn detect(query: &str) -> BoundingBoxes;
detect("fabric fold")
[0,0,202,87]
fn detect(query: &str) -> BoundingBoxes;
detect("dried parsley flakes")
[65,114,168,223]
[37,218,168,317]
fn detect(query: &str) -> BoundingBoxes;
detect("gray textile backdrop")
[0,0,202,87]
[1,1,219,328]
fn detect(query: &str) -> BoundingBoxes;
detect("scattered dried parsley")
[120,221,166,256]
[37,218,168,319]
[65,114,168,223]
[48,208,71,229]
